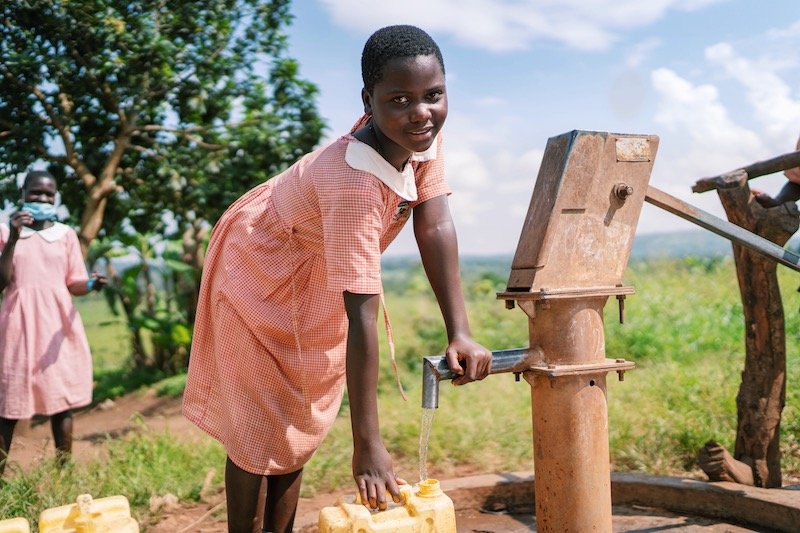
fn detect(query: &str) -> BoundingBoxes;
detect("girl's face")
[363,54,447,168]
[22,176,57,204]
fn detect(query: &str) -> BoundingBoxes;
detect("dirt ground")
[3,388,792,532]
[4,389,359,531]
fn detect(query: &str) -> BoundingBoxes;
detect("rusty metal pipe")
[421,347,537,409]
[645,185,800,272]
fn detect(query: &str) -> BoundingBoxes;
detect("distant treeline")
[380,228,800,290]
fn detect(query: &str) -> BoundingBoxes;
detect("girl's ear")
[361,88,373,115]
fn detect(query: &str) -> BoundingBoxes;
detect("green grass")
[3,256,800,527]
[75,294,129,372]
[0,426,225,529]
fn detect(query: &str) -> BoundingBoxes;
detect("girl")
[183,25,492,532]
[0,170,107,474]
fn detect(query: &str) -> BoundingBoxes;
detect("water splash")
[418,407,436,483]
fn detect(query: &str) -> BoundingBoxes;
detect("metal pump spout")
[421,347,540,409]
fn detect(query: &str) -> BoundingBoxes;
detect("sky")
[285,0,800,256]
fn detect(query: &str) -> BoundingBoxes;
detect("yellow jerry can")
[318,478,456,533]
[0,517,30,533]
[38,494,139,533]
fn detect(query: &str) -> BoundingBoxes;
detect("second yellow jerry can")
[38,494,139,533]
[0,517,30,533]
[318,478,456,533]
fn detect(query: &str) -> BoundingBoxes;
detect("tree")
[0,0,325,370]
[0,0,324,254]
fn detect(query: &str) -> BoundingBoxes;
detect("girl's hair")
[22,170,56,190]
[361,25,445,94]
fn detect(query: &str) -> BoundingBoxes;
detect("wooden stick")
[692,150,800,193]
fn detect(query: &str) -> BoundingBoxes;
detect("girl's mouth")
[408,127,434,138]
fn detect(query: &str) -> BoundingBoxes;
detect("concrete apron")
[295,471,800,532]
[443,471,800,532]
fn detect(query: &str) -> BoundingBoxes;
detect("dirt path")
[5,388,348,532]
[7,388,202,468]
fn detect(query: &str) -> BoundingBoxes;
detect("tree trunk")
[716,181,798,488]
[182,221,208,327]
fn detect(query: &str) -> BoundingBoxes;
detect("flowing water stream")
[418,407,436,482]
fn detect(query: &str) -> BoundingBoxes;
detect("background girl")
[0,170,107,475]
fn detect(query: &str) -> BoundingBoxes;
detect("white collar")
[344,136,439,202]
[18,221,70,242]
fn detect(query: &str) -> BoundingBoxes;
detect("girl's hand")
[445,337,492,386]
[785,165,800,185]
[89,272,108,291]
[751,188,780,208]
[8,210,33,239]
[352,441,403,511]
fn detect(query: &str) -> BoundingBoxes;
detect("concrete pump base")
[297,471,800,532]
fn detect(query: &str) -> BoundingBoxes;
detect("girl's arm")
[413,194,492,384]
[343,290,402,510]
[0,237,17,293]
[68,273,108,296]
[0,211,33,292]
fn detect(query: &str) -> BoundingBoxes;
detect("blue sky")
[285,0,800,256]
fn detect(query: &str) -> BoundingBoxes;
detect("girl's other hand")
[89,273,108,291]
[8,210,33,238]
[445,337,492,386]
[785,165,800,185]
[352,441,402,511]
[751,188,780,208]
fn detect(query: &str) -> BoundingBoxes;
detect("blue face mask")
[22,202,58,221]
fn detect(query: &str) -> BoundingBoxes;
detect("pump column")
[520,294,631,531]
[498,130,659,532]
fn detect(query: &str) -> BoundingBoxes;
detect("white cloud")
[318,0,728,52]
[651,67,763,174]
[640,17,800,238]
[705,42,800,143]
[625,38,662,68]
[646,17,800,214]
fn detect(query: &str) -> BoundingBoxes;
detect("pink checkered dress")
[0,223,92,418]
[183,117,449,474]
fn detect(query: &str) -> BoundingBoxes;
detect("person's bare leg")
[51,410,73,467]
[225,456,264,533]
[698,440,754,485]
[0,417,17,476]
[263,468,303,533]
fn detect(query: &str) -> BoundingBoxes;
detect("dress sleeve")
[64,228,90,286]
[0,224,7,252]
[413,133,450,204]
[318,170,385,295]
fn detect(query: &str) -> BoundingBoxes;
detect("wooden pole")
[698,178,799,487]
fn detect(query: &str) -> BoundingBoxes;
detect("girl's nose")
[409,102,432,123]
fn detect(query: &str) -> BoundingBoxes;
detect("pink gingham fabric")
[0,223,92,418]
[183,117,448,474]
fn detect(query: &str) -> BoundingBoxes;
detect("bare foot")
[698,440,754,485]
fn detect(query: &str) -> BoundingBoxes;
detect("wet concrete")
[453,505,774,532]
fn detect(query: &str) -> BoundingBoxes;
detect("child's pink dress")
[183,117,449,475]
[0,222,93,418]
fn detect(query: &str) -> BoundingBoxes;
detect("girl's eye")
[427,91,444,101]
[393,96,409,104]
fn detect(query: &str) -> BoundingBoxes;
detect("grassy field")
[1,255,799,527]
